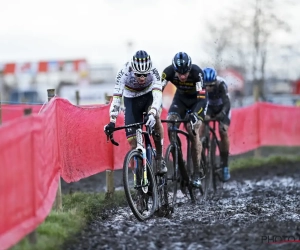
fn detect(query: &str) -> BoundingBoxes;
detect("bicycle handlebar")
[106,120,153,146]
[161,119,197,136]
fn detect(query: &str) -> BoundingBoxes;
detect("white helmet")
[131,50,152,74]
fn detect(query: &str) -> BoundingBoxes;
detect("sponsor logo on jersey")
[116,69,124,83]
[152,68,160,81]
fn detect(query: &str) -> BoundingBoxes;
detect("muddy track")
[62,162,300,250]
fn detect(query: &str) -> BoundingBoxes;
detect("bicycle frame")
[161,119,195,176]
[170,124,191,173]
[106,121,156,190]
[204,119,221,154]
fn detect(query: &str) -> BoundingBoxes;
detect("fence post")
[75,90,80,105]
[104,93,114,199]
[47,89,62,211]
[47,89,55,102]
[104,93,112,104]
[23,108,37,245]
[105,170,115,199]
[253,85,261,157]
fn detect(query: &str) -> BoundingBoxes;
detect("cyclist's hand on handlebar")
[104,122,115,135]
[145,113,156,128]
[188,112,198,125]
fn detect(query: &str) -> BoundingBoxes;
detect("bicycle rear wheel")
[123,149,158,221]
[211,138,223,193]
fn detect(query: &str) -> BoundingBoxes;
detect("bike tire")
[210,138,223,192]
[152,150,171,217]
[164,144,178,210]
[199,143,211,200]
[181,150,195,202]
[123,149,158,221]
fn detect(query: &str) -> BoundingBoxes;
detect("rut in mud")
[62,162,300,250]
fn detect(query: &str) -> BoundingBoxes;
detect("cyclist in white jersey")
[104,50,167,174]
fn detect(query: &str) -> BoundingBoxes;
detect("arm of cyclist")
[215,80,231,121]
[161,67,171,93]
[189,68,206,122]
[104,63,128,134]
[146,67,163,128]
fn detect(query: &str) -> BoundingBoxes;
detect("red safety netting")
[0,99,60,250]
[228,104,260,155]
[259,102,300,146]
[1,104,43,123]
[1,97,300,249]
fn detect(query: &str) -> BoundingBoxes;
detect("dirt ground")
[61,148,300,250]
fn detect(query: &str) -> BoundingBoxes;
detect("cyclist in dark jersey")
[203,67,231,181]
[161,52,207,188]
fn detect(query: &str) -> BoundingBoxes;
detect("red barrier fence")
[0,97,300,249]
[1,104,43,123]
[0,100,60,250]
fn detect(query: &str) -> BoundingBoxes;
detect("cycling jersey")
[162,64,207,119]
[205,76,230,112]
[161,64,205,94]
[109,62,163,122]
[205,76,231,125]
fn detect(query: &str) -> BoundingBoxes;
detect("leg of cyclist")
[218,110,231,182]
[186,120,202,187]
[143,91,166,175]
[152,108,167,174]
[167,93,188,192]
[166,92,184,143]
[202,106,213,147]
[187,98,208,188]
[124,94,150,170]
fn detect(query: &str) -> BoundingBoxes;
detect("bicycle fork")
[134,128,148,192]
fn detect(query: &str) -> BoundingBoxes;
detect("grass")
[231,154,300,171]
[10,152,300,250]
[10,191,127,250]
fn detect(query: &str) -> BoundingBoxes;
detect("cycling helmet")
[203,67,217,83]
[172,52,192,74]
[131,50,152,74]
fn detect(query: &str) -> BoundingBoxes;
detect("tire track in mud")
[62,163,300,250]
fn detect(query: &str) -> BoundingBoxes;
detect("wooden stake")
[47,89,62,211]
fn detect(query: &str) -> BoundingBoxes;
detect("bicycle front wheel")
[123,149,158,221]
[199,144,211,200]
[211,138,223,193]
[164,144,178,210]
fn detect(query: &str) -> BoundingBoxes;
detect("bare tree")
[204,0,293,100]
[250,0,290,100]
[204,22,232,70]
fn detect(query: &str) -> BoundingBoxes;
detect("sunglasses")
[135,73,149,78]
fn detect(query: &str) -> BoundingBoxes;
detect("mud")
[62,161,300,250]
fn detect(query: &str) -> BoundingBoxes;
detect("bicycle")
[161,114,206,206]
[201,117,224,194]
[106,116,171,221]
